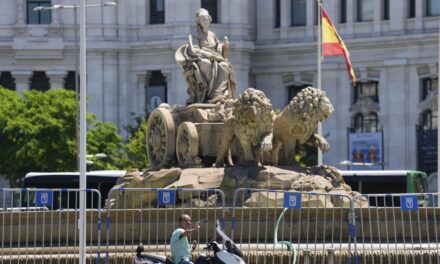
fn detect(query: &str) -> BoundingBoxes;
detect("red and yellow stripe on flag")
[321,7,357,86]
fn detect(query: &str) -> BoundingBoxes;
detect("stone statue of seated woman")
[175,8,237,104]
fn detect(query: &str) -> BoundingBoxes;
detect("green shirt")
[171,228,191,263]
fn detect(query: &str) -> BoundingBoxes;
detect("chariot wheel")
[176,122,199,167]
[146,108,176,169]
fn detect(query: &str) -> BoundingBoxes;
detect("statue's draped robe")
[184,27,237,103]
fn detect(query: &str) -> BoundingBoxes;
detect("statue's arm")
[221,36,229,59]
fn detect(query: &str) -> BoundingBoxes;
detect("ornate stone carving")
[215,88,274,166]
[349,96,380,115]
[175,8,236,105]
[418,91,438,112]
[271,87,334,165]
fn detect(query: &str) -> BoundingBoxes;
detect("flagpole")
[317,0,323,166]
[437,14,440,205]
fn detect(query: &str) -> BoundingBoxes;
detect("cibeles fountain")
[108,8,367,209]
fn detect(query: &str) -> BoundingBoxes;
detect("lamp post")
[34,3,116,264]
[34,2,117,170]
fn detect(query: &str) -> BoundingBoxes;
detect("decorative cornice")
[349,97,380,114]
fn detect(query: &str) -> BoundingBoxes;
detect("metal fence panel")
[354,193,440,264]
[231,188,355,264]
[0,188,102,264]
[105,188,225,264]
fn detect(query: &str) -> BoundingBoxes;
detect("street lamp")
[34,3,116,264]
[34,2,117,170]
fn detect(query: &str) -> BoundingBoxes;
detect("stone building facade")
[0,0,438,171]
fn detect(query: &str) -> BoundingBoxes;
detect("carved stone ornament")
[349,96,380,115]
[418,91,438,112]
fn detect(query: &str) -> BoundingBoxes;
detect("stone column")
[17,0,25,25]
[161,69,173,104]
[390,0,405,34]
[306,0,315,39]
[373,0,382,36]
[12,71,32,93]
[415,0,424,31]
[46,70,68,89]
[103,51,119,125]
[103,2,117,38]
[118,51,130,136]
[136,72,148,116]
[51,0,60,24]
[87,52,104,120]
[280,0,290,39]
[345,0,354,37]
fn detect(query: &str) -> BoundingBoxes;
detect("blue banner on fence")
[36,191,53,206]
[400,195,418,211]
[284,192,301,208]
[158,190,176,205]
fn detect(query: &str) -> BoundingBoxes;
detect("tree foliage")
[0,87,127,186]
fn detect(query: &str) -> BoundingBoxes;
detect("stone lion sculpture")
[270,87,334,165]
[216,88,274,166]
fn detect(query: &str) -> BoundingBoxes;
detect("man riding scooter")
[170,214,200,264]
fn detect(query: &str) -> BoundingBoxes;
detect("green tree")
[120,117,150,170]
[0,87,124,186]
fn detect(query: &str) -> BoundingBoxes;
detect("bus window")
[340,170,429,206]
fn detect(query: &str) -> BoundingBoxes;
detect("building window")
[201,0,218,24]
[30,71,50,92]
[340,0,347,23]
[353,112,378,133]
[421,77,438,101]
[291,0,306,26]
[0,72,16,91]
[146,71,167,114]
[357,0,373,21]
[64,71,77,91]
[150,0,165,24]
[427,0,440,16]
[275,0,281,28]
[408,0,415,18]
[287,84,309,102]
[27,0,51,24]
[354,81,379,104]
[421,110,438,130]
[383,0,389,20]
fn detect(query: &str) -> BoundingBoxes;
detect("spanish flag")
[321,7,357,86]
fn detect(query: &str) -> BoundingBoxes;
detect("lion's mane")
[216,88,274,165]
[231,88,273,145]
[271,87,334,164]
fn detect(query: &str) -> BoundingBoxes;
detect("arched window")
[353,112,378,132]
[30,71,50,92]
[421,110,438,130]
[201,0,218,23]
[0,72,16,91]
[64,71,77,91]
[146,71,167,114]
